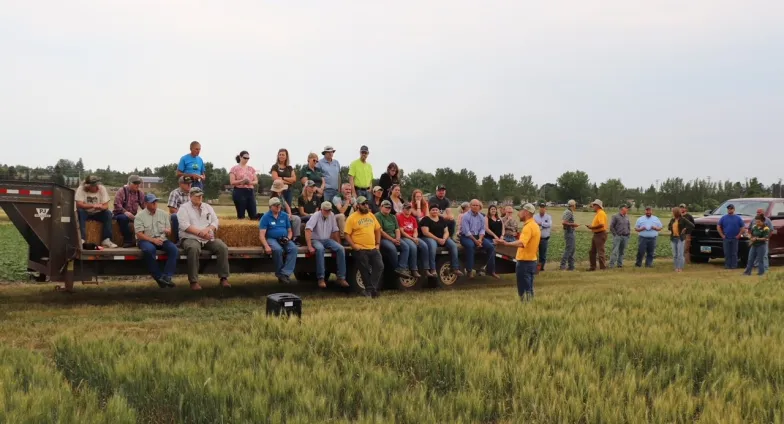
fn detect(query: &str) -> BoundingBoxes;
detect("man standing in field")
[533,203,552,271]
[305,201,349,289]
[75,175,118,249]
[344,196,384,298]
[134,193,177,288]
[608,204,631,268]
[717,204,746,269]
[113,175,146,248]
[348,145,373,199]
[634,206,662,268]
[586,199,608,271]
[559,200,579,271]
[177,141,206,189]
[429,184,457,238]
[496,203,540,302]
[177,187,230,290]
[747,207,773,272]
[260,197,299,284]
[318,146,341,203]
[680,204,695,263]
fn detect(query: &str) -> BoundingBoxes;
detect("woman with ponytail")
[230,151,258,219]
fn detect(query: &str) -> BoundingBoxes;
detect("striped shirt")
[562,209,575,233]
[168,188,190,211]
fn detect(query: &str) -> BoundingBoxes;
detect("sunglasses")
[241,156,249,160]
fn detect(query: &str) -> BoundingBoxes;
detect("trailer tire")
[435,256,460,289]
[346,263,366,293]
[396,272,421,291]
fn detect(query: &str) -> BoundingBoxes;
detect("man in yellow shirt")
[345,196,384,298]
[496,203,540,301]
[348,145,374,199]
[586,199,608,271]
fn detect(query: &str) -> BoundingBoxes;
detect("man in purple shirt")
[305,201,349,289]
[113,174,146,248]
[459,199,499,279]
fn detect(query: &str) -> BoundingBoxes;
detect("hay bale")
[216,219,262,247]
[84,220,134,245]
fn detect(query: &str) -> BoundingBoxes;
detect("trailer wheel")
[346,263,366,293]
[435,256,460,289]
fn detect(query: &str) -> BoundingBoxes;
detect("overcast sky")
[1,1,782,188]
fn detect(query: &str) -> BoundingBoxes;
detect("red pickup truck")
[689,198,784,265]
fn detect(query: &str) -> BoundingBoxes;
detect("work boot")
[318,279,327,288]
[336,278,349,288]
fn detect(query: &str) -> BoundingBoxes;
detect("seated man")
[375,200,413,277]
[305,201,349,288]
[134,193,177,288]
[459,199,499,279]
[270,179,302,244]
[177,187,230,290]
[298,180,322,225]
[331,183,356,238]
[260,197,299,284]
[167,175,192,242]
[75,175,117,248]
[113,174,146,247]
[428,184,457,238]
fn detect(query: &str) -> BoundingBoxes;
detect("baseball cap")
[144,193,159,203]
[269,197,282,206]
[320,201,333,210]
[189,187,204,196]
[727,204,735,209]
[679,203,687,208]
[381,200,392,208]
[84,175,101,186]
[360,145,369,153]
[436,184,446,191]
[322,145,336,154]
[356,196,368,204]
[516,203,536,213]
[538,202,546,207]
[128,175,142,185]
[178,175,193,184]
[372,186,383,193]
[402,202,412,209]
[305,180,316,187]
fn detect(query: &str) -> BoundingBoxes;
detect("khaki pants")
[335,214,347,237]
[181,238,230,283]
[590,231,607,270]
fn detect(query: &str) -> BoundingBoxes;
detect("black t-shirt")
[298,195,322,215]
[428,196,451,214]
[270,164,293,181]
[420,216,447,239]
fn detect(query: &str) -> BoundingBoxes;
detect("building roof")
[140,176,163,183]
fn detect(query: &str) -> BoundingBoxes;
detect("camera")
[278,237,289,245]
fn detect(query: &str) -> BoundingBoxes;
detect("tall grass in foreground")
[0,346,137,423]
[50,274,784,423]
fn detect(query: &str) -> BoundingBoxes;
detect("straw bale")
[84,220,136,245]
[216,219,262,247]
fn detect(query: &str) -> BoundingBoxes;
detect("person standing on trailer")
[270,148,297,208]
[533,202,552,271]
[177,186,230,290]
[348,145,374,199]
[75,175,118,249]
[113,175,146,248]
[304,201,349,289]
[301,152,326,196]
[177,141,206,189]
[167,176,192,243]
[229,150,258,220]
[344,196,385,298]
[259,197,299,284]
[134,193,177,288]
[496,203,540,302]
[318,145,341,203]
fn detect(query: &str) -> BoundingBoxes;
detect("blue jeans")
[113,213,134,244]
[267,238,298,277]
[324,188,338,205]
[78,209,112,241]
[636,237,657,267]
[538,237,549,270]
[723,238,739,269]
[423,237,460,270]
[355,188,370,201]
[671,238,685,270]
[751,243,770,271]
[516,261,537,299]
[409,238,430,270]
[504,235,517,243]
[138,240,178,279]
[282,189,293,209]
[380,238,410,270]
[191,179,204,189]
[170,214,179,243]
[459,235,496,274]
[312,239,346,279]
[232,188,257,220]
[560,231,576,270]
[400,238,420,271]
[609,235,629,268]
[744,244,767,275]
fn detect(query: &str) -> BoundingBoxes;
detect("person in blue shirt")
[177,141,206,189]
[634,207,663,267]
[259,197,298,284]
[717,204,747,269]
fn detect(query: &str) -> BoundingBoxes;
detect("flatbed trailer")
[0,181,519,293]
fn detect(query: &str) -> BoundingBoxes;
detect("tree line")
[1,159,782,212]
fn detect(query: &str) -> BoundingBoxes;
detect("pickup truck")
[689,198,784,265]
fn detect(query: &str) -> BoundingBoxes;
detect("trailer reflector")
[0,188,53,196]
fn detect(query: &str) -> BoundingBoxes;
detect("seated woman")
[297,180,322,224]
[270,148,297,207]
[300,152,325,196]
[270,179,302,244]
[388,184,404,214]
[398,202,433,277]
[420,205,464,277]
[456,201,470,238]
[378,162,400,200]
[500,205,519,242]
[485,203,503,242]
[409,189,428,221]
[369,186,384,214]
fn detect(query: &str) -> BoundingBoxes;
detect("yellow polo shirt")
[345,211,380,250]
[591,209,608,233]
[516,219,541,261]
[348,159,374,188]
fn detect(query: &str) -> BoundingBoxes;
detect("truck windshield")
[711,201,770,217]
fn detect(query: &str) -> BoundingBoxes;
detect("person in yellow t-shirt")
[585,199,608,271]
[496,203,540,301]
[344,196,384,298]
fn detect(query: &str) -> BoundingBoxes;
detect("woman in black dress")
[484,203,503,241]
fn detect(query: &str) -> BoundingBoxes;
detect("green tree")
[154,163,180,192]
[556,170,591,204]
[517,175,538,203]
[598,178,626,208]
[401,169,436,194]
[479,175,499,202]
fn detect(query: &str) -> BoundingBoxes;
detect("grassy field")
[1,265,782,422]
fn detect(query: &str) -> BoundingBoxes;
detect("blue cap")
[145,193,159,203]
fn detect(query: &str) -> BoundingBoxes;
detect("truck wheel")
[689,255,709,264]
[435,256,460,289]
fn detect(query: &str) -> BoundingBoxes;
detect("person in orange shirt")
[495,203,540,302]
[586,199,608,271]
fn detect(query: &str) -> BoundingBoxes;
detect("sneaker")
[101,238,118,249]
[154,277,168,288]
[161,276,176,288]
[277,274,291,284]
[394,268,411,277]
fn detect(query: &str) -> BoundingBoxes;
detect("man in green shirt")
[375,200,411,277]
[134,193,178,288]
[349,145,374,199]
[743,214,770,276]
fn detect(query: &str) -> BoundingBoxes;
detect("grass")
[1,265,782,422]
